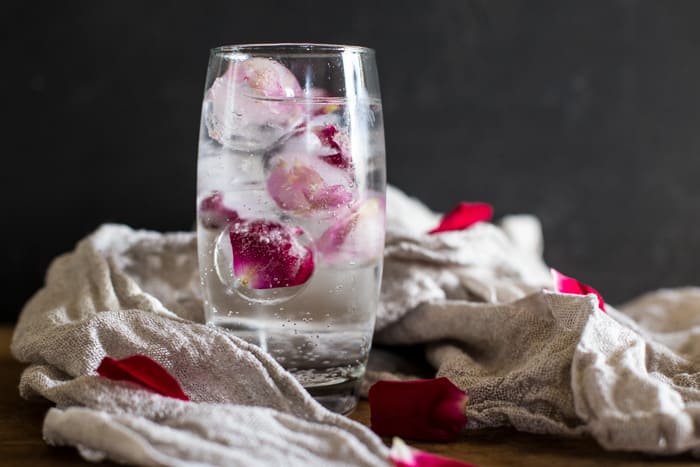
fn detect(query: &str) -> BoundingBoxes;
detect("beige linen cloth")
[11,185,700,465]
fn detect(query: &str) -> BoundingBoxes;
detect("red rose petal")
[199,191,240,229]
[319,152,350,170]
[316,124,341,151]
[229,219,314,289]
[314,124,352,170]
[96,355,189,401]
[369,377,468,441]
[551,268,606,313]
[428,203,493,235]
[389,438,478,467]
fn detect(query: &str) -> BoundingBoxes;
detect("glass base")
[211,321,367,414]
[306,378,359,414]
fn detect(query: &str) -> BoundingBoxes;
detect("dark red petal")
[551,268,606,313]
[319,152,351,170]
[96,355,189,401]
[369,377,468,441]
[389,438,478,467]
[229,219,314,289]
[199,191,240,229]
[314,124,352,170]
[293,249,315,286]
[316,124,341,150]
[428,203,493,235]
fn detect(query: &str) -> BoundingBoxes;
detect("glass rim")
[210,43,375,58]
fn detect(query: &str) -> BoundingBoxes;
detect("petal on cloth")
[428,203,493,235]
[551,268,606,313]
[14,186,700,462]
[368,377,468,441]
[389,438,477,467]
[96,355,189,401]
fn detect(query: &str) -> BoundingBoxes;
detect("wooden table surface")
[1,325,697,467]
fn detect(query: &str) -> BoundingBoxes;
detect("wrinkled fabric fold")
[11,185,700,464]
[12,225,389,467]
[375,186,700,456]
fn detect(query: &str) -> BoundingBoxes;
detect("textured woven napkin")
[11,185,700,465]
[376,187,700,456]
[11,226,389,466]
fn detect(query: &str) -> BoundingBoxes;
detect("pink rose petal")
[199,191,240,229]
[316,197,385,264]
[229,219,314,289]
[96,355,189,401]
[369,377,468,441]
[551,268,606,313]
[389,438,478,467]
[266,149,354,215]
[428,203,493,235]
[204,57,302,147]
[234,57,302,99]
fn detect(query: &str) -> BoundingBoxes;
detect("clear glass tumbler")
[196,44,386,413]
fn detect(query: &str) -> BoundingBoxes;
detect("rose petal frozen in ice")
[551,268,606,313]
[229,219,314,289]
[315,124,341,151]
[428,202,493,234]
[96,355,189,401]
[316,197,385,264]
[266,142,355,215]
[313,124,352,170]
[389,438,477,467]
[368,377,468,441]
[236,57,302,99]
[204,58,303,149]
[199,191,240,229]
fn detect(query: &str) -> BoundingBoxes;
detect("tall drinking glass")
[196,44,385,413]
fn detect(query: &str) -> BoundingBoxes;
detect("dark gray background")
[4,0,700,322]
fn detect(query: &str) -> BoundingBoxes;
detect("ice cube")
[213,217,314,304]
[264,127,357,217]
[204,58,304,152]
[316,194,385,267]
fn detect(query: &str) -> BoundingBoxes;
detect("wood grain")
[1,326,696,466]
